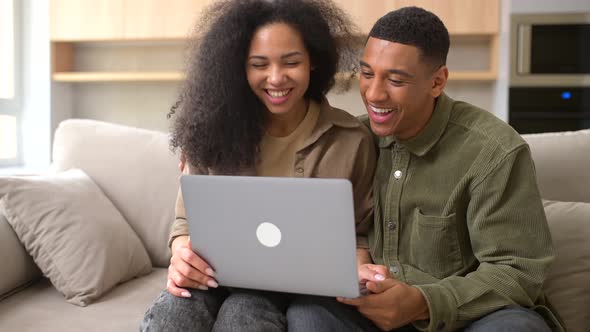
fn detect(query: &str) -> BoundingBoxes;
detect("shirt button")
[389,265,399,274]
[295,167,304,174]
[393,170,402,179]
[387,221,396,231]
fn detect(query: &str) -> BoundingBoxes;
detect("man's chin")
[369,122,394,137]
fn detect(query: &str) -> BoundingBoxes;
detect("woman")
[142,0,376,331]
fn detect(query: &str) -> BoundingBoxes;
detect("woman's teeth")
[371,106,394,114]
[267,89,290,97]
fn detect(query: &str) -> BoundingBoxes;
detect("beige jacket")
[170,99,377,249]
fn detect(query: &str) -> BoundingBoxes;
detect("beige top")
[257,101,320,177]
[170,98,376,249]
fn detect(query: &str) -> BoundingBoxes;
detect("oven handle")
[510,112,590,119]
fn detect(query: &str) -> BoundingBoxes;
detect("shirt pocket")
[408,209,463,279]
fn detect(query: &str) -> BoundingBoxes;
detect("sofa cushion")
[523,129,590,203]
[51,119,180,267]
[543,200,590,332]
[0,169,152,306]
[0,212,41,300]
[0,268,167,332]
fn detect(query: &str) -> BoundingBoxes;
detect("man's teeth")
[268,90,290,97]
[371,106,394,114]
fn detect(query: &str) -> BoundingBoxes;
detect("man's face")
[359,37,446,139]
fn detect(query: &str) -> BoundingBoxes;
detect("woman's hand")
[167,235,218,297]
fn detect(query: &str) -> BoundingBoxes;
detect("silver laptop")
[180,174,359,298]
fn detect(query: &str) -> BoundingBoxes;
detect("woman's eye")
[251,63,267,68]
[285,62,300,67]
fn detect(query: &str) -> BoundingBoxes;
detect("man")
[335,6,563,332]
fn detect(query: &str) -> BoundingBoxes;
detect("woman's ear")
[430,65,448,98]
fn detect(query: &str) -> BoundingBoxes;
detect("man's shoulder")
[446,99,527,154]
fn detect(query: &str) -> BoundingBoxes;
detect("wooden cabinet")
[50,0,209,41]
[122,0,212,40]
[334,0,498,35]
[392,0,499,35]
[335,0,500,81]
[50,1,125,41]
[50,0,499,82]
[333,0,394,34]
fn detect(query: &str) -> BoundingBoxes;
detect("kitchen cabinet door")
[333,0,396,34]
[123,0,212,39]
[393,0,499,34]
[50,0,125,41]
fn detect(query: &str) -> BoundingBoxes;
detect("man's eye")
[361,71,374,78]
[389,79,404,86]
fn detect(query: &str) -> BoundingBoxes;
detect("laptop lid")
[180,175,359,298]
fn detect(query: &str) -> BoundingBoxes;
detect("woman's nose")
[267,66,286,85]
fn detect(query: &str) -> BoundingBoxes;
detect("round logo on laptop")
[256,222,282,247]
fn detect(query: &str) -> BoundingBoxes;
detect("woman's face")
[246,22,311,119]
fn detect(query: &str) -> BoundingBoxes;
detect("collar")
[378,92,453,156]
[299,97,361,149]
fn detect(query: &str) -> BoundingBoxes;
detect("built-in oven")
[509,13,590,134]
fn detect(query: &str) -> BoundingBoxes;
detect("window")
[0,0,20,167]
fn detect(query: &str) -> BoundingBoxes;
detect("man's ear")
[430,65,448,98]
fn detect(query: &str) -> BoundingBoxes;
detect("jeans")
[141,288,550,332]
[140,287,288,332]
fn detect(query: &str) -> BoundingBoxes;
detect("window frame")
[0,0,22,167]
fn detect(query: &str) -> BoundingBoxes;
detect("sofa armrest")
[0,211,41,300]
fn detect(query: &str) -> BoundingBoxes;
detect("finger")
[166,278,194,298]
[170,254,218,288]
[359,264,387,282]
[169,263,211,290]
[370,265,390,278]
[366,278,396,294]
[183,240,216,278]
[337,296,364,306]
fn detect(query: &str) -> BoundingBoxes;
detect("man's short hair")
[368,6,450,68]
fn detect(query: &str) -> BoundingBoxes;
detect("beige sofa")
[0,119,588,331]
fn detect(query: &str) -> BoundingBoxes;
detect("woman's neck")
[266,98,309,137]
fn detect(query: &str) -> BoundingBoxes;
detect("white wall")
[20,0,51,171]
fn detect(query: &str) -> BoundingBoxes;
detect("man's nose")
[365,80,388,103]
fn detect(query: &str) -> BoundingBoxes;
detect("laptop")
[180,174,360,298]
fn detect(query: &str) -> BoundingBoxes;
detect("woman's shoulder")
[319,102,362,129]
[315,100,374,145]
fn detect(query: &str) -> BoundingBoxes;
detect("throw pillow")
[0,169,152,306]
[542,200,590,332]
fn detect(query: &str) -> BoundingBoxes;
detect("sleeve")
[167,163,206,248]
[351,127,377,249]
[412,145,555,332]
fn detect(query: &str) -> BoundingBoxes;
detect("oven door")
[509,87,590,134]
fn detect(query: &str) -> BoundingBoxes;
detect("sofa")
[0,119,588,332]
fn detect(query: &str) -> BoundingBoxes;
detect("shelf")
[52,71,185,82]
[336,70,497,83]
[53,69,497,83]
[449,71,497,81]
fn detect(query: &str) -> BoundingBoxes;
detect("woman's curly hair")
[169,0,360,174]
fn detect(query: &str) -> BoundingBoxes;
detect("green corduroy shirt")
[361,93,563,332]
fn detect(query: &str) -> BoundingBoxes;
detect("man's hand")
[338,277,430,331]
